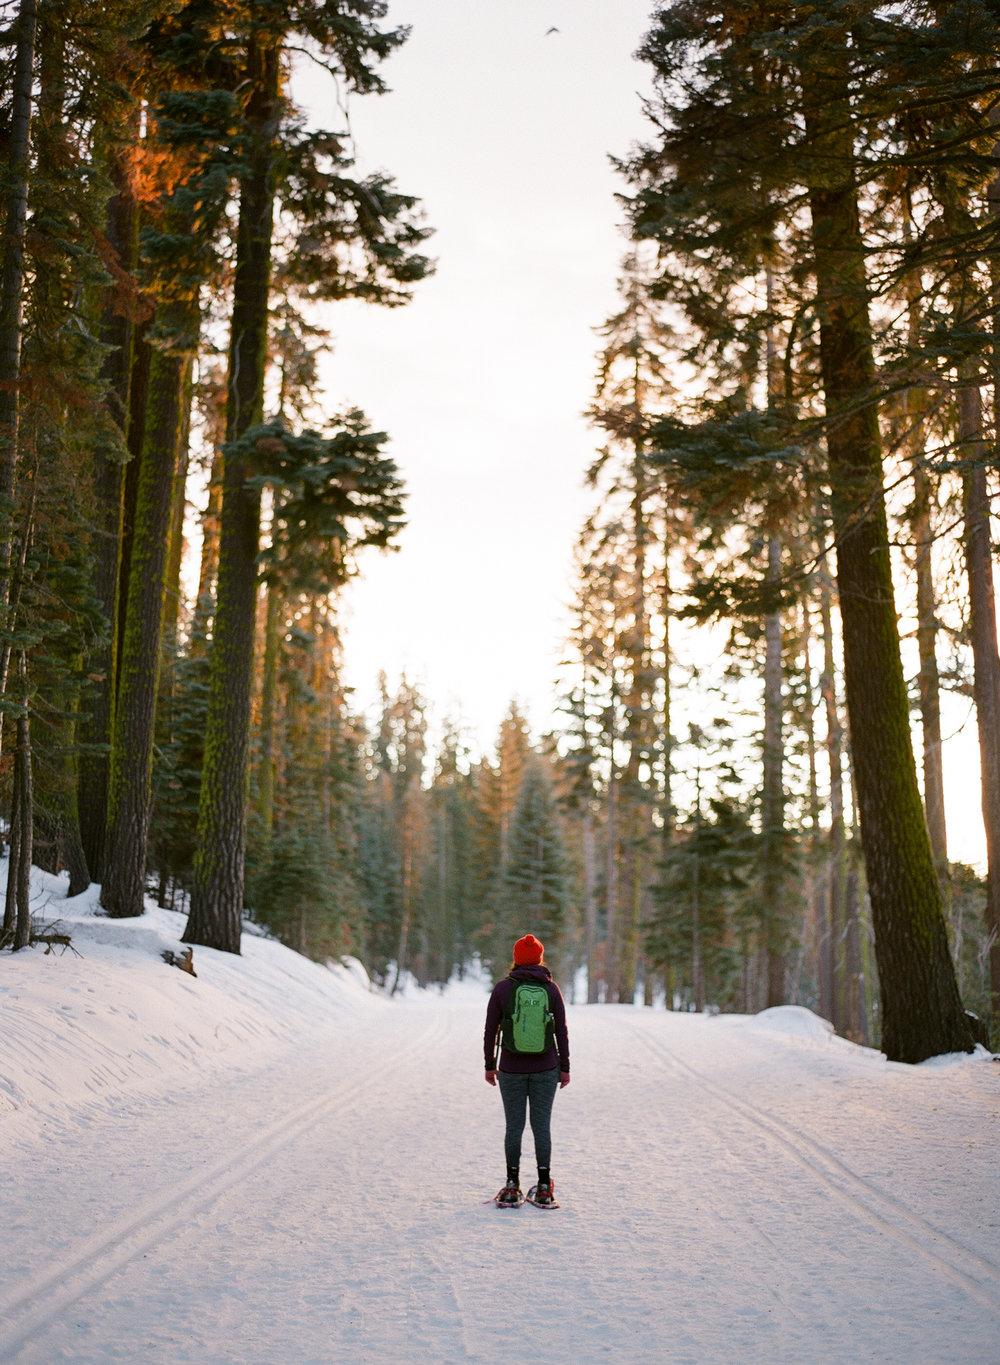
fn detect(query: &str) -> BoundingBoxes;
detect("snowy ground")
[1,870,999,1364]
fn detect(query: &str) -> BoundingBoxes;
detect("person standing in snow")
[484,933,570,1207]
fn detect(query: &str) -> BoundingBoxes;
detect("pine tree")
[626,0,974,1061]
[186,0,431,953]
[588,250,674,1002]
[492,758,570,979]
[0,0,37,721]
[101,12,239,917]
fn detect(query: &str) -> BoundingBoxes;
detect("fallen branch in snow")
[162,947,197,977]
[8,919,83,956]
[33,931,81,957]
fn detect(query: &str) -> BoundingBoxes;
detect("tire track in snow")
[629,1020,1000,1314]
[0,1008,449,1359]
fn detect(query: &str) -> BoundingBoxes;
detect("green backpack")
[503,980,554,1055]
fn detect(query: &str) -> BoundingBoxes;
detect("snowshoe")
[527,1181,559,1209]
[494,1179,524,1208]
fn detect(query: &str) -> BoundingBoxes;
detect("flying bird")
[545,26,560,35]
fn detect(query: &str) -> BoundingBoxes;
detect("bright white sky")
[307,0,655,752]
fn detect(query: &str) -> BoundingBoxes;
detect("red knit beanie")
[513,934,544,966]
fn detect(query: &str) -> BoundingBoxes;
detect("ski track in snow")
[0,1011,450,1358]
[1,898,999,1364]
[629,1021,1000,1312]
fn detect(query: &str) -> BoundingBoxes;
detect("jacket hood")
[509,963,553,984]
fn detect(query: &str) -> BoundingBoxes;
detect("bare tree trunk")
[196,445,223,606]
[9,653,33,948]
[604,715,619,1002]
[911,464,949,875]
[959,383,1000,1019]
[186,35,280,953]
[583,806,599,1003]
[818,558,846,1032]
[102,339,194,918]
[762,536,786,1006]
[843,863,868,1044]
[900,204,949,883]
[257,579,282,839]
[77,148,138,882]
[804,42,970,1061]
[115,331,152,694]
[692,768,704,1013]
[802,602,831,1021]
[162,371,193,644]
[0,0,37,744]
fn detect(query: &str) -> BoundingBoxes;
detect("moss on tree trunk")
[101,332,192,918]
[804,47,971,1063]
[185,36,279,954]
[77,157,137,881]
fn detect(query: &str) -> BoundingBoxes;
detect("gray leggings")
[497,1068,559,1172]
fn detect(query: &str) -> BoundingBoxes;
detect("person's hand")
[559,1072,570,1088]
[485,1069,498,1086]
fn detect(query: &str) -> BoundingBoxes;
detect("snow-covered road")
[1,893,999,1363]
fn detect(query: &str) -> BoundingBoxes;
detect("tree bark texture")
[0,0,37,744]
[762,536,786,1007]
[900,215,949,881]
[910,465,949,874]
[3,654,33,949]
[186,37,280,953]
[115,329,152,693]
[843,862,868,1045]
[195,444,223,612]
[101,337,192,916]
[256,579,281,838]
[78,162,138,880]
[162,368,193,644]
[804,51,971,1062]
[960,386,1000,1018]
[818,560,846,1032]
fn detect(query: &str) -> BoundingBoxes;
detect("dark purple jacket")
[484,964,570,1075]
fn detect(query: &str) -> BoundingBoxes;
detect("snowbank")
[0,865,379,1126]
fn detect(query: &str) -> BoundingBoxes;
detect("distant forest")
[1,1,999,1064]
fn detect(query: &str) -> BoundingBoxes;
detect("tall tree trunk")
[911,464,949,876]
[193,444,223,620]
[0,0,37,743]
[7,653,33,949]
[941,171,1000,1019]
[162,368,193,644]
[843,861,868,1044]
[661,512,674,855]
[604,677,619,1002]
[185,36,280,953]
[818,551,847,1034]
[257,578,282,838]
[801,597,831,1021]
[762,536,786,1006]
[691,769,704,1013]
[101,334,194,917]
[761,272,787,1006]
[116,330,152,688]
[619,467,649,1004]
[803,48,971,1061]
[900,202,949,883]
[959,383,1000,1020]
[77,150,138,880]
[583,805,600,1003]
